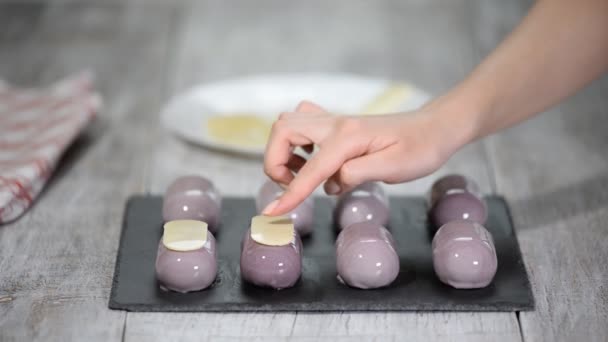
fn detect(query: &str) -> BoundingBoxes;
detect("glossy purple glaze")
[240,228,303,290]
[155,233,218,293]
[334,182,390,231]
[432,220,497,289]
[256,180,314,236]
[162,175,222,233]
[430,192,487,228]
[335,222,400,289]
[428,174,482,207]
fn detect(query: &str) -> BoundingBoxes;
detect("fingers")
[264,100,341,215]
[295,100,325,113]
[323,175,343,195]
[264,154,307,189]
[271,165,296,187]
[324,146,402,195]
[263,101,329,185]
[263,120,312,185]
[295,100,326,154]
[265,138,356,215]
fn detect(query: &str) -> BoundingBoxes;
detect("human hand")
[263,0,608,217]
[262,100,471,216]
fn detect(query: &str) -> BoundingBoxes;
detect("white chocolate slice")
[361,84,411,115]
[206,114,272,148]
[162,220,208,251]
[250,215,295,246]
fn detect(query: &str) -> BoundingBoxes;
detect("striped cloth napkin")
[0,72,101,224]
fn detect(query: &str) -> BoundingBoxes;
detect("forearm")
[429,0,608,147]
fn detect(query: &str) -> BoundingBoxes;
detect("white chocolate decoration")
[360,84,410,115]
[250,215,295,246]
[162,220,208,251]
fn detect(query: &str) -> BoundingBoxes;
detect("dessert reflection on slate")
[154,174,498,294]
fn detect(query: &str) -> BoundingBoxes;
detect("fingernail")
[325,180,341,195]
[262,199,280,215]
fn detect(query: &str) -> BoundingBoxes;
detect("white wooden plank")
[486,83,608,342]
[125,313,297,341]
[125,312,521,342]
[290,312,521,342]
[0,296,124,342]
[0,2,176,341]
[477,1,608,341]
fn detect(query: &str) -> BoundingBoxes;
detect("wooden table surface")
[0,0,606,341]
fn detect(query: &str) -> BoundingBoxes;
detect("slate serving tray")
[109,195,534,312]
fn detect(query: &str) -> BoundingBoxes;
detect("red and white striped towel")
[0,72,101,224]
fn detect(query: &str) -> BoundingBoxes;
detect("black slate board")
[109,196,534,312]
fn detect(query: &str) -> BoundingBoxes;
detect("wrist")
[422,83,493,155]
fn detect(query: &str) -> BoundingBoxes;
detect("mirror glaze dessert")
[256,180,314,236]
[240,216,303,290]
[432,220,497,289]
[429,192,488,228]
[155,220,218,293]
[428,174,482,207]
[162,175,222,233]
[335,221,400,289]
[334,182,390,231]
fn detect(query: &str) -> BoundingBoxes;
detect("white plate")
[160,73,431,156]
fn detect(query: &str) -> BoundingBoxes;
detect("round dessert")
[430,192,487,228]
[155,220,218,293]
[334,182,390,231]
[162,175,222,233]
[432,220,497,289]
[240,216,303,289]
[256,180,314,236]
[428,174,482,207]
[335,221,400,289]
